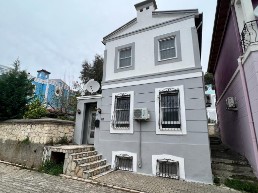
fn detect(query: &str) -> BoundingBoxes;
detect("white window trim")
[158,36,177,61]
[112,151,137,172]
[118,47,132,69]
[155,85,186,135]
[110,91,134,134]
[152,154,185,180]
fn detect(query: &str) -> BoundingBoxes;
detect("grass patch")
[225,179,258,193]
[39,160,63,176]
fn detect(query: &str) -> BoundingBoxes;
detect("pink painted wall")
[214,8,258,176]
[214,11,242,99]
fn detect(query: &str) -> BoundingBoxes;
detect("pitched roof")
[134,0,157,10]
[37,69,51,74]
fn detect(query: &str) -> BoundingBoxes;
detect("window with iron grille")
[156,159,179,179]
[115,154,133,171]
[159,89,181,131]
[119,47,132,68]
[113,94,130,130]
[159,37,176,60]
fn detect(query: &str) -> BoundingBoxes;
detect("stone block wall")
[0,118,75,169]
[0,118,74,144]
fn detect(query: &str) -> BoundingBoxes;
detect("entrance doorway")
[82,103,97,145]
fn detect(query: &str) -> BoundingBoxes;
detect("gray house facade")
[75,0,212,184]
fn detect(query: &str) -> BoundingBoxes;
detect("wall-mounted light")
[96,108,102,114]
[77,109,81,114]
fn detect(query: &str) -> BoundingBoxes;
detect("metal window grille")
[119,47,132,68]
[112,94,130,130]
[115,154,133,171]
[159,89,181,131]
[156,159,179,179]
[159,37,176,60]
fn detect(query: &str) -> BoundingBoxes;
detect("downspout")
[238,57,258,175]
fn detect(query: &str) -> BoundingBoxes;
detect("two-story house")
[74,0,212,183]
[208,0,258,178]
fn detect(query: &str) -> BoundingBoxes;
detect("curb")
[60,174,146,193]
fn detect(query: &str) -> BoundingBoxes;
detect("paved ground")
[0,163,240,193]
[0,163,124,193]
[96,171,240,193]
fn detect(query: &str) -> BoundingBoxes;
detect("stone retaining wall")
[0,118,74,144]
[0,118,75,169]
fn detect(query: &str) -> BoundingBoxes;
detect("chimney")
[134,0,157,22]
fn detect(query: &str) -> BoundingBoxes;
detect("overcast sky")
[0,0,217,85]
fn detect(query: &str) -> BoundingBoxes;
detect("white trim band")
[102,72,202,90]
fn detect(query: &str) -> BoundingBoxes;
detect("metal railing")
[241,20,258,52]
[156,159,179,179]
[115,154,133,171]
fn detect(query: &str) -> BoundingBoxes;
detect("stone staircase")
[49,145,111,179]
[210,137,258,183]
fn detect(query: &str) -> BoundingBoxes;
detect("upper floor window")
[110,91,134,133]
[154,31,182,66]
[159,37,176,60]
[119,47,132,68]
[114,43,135,73]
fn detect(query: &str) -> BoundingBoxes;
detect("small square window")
[114,43,135,73]
[119,48,132,68]
[159,37,176,60]
[154,31,182,65]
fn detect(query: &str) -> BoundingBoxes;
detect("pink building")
[208,0,258,177]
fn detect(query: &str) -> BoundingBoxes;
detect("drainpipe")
[238,57,258,174]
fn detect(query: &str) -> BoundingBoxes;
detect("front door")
[87,111,96,144]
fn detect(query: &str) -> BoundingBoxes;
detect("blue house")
[32,69,70,109]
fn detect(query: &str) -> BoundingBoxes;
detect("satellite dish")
[85,79,100,94]
[254,6,258,17]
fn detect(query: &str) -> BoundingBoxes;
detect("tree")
[0,59,34,120]
[80,54,103,86]
[204,72,214,86]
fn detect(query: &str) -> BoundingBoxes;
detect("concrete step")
[51,145,94,154]
[83,165,111,179]
[74,154,102,165]
[79,159,107,171]
[212,169,256,179]
[212,157,249,166]
[212,163,253,173]
[70,151,98,159]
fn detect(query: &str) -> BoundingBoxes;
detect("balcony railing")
[241,20,258,52]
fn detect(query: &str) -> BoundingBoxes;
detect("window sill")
[156,130,187,135]
[158,57,178,62]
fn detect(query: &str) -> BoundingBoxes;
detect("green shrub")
[225,179,258,193]
[24,99,47,119]
[21,136,30,145]
[55,136,70,145]
[39,160,63,176]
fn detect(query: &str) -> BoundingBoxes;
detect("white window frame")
[155,85,186,135]
[112,151,137,172]
[158,36,177,61]
[152,154,185,180]
[110,91,134,134]
[118,47,132,69]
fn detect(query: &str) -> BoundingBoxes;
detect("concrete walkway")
[96,170,240,193]
[0,163,123,193]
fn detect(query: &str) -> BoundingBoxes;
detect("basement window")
[156,159,179,179]
[115,154,133,171]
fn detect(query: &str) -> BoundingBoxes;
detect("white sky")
[0,0,217,84]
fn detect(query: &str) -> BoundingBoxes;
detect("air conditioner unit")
[226,97,238,111]
[134,108,150,120]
